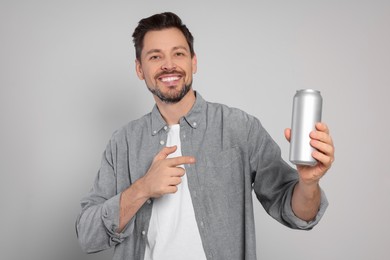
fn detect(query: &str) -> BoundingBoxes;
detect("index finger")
[167,156,196,167]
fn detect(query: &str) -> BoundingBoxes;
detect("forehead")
[142,28,189,54]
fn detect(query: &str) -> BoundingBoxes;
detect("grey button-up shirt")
[76,92,328,260]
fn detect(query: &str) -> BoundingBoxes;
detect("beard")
[148,82,192,104]
[147,71,193,103]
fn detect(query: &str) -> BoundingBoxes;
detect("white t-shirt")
[144,124,206,260]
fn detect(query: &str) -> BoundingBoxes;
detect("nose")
[161,57,176,71]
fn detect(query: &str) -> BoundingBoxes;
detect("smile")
[160,76,181,82]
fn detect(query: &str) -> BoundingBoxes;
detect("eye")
[149,55,161,61]
[175,52,185,57]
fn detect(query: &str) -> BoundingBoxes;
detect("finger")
[310,139,334,157]
[154,146,177,161]
[310,130,333,145]
[312,150,333,168]
[167,155,196,167]
[315,122,329,134]
[284,128,291,142]
[164,185,179,194]
[169,167,186,177]
[169,176,183,186]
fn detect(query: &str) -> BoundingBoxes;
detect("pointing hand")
[139,146,196,198]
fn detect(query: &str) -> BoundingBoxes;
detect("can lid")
[297,89,320,94]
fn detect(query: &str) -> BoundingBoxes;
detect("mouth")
[156,72,184,86]
[159,75,182,83]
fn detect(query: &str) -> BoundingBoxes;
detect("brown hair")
[132,12,195,60]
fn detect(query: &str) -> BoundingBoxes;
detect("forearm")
[118,178,149,232]
[76,193,122,253]
[291,181,321,222]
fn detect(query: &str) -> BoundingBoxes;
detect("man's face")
[136,28,197,103]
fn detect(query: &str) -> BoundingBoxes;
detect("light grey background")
[1,0,389,259]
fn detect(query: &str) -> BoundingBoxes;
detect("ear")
[192,54,198,74]
[135,59,144,80]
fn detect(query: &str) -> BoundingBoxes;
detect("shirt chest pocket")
[203,147,241,168]
[197,147,244,193]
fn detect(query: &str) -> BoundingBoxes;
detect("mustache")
[155,70,185,79]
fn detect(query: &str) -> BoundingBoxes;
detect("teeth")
[161,76,180,82]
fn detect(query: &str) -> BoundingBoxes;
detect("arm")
[249,117,329,229]
[76,138,126,253]
[286,122,335,221]
[117,146,196,232]
[77,142,195,251]
[291,182,321,221]
[117,180,149,233]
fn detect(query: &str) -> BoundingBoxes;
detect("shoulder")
[108,112,152,144]
[206,100,259,127]
[205,100,271,144]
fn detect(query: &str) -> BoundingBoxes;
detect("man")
[76,12,335,260]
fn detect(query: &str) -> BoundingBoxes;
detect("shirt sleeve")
[248,117,328,230]
[75,136,134,253]
[282,186,328,229]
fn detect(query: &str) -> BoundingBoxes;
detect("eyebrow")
[144,46,189,56]
[172,46,189,52]
[144,49,162,56]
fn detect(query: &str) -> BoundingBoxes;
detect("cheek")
[143,68,156,80]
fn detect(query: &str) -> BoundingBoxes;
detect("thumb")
[153,145,177,162]
[284,128,291,142]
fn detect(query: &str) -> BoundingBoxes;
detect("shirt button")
[160,140,165,145]
[153,130,157,135]
[146,199,152,204]
[164,126,168,131]
[193,122,197,127]
[141,230,146,236]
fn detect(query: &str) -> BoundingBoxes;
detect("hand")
[139,146,196,198]
[285,122,335,186]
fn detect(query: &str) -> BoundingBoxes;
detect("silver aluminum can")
[289,89,322,166]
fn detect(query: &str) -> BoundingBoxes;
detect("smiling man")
[137,29,196,104]
[76,12,335,260]
[135,26,198,123]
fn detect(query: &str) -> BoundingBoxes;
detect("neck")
[154,89,196,125]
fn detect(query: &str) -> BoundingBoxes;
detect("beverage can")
[289,89,323,166]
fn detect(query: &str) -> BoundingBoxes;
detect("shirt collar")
[151,91,206,136]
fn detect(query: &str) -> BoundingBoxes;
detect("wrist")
[123,178,150,203]
[295,180,320,200]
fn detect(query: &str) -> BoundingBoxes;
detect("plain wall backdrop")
[1,0,389,259]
